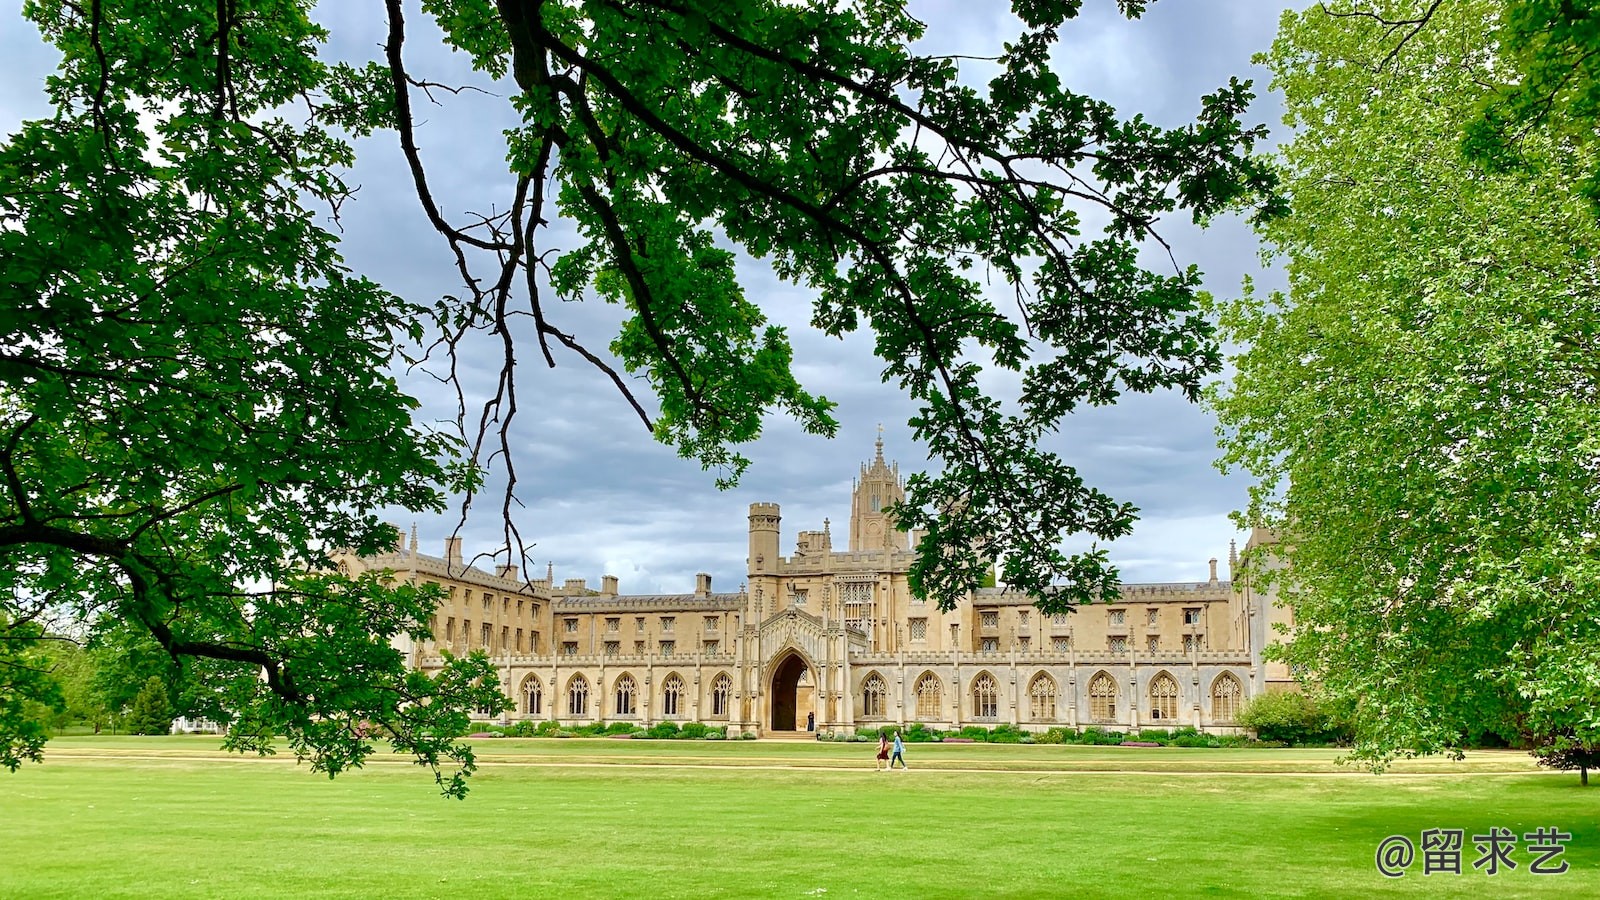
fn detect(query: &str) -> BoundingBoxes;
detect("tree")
[1532,730,1600,786]
[1211,1,1600,767]
[125,676,176,736]
[3,0,1279,789]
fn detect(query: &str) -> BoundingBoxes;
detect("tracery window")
[1029,673,1056,722]
[840,582,873,632]
[1211,672,1242,723]
[662,674,685,717]
[567,675,589,717]
[522,675,542,717]
[711,674,733,719]
[972,672,998,719]
[614,673,638,717]
[862,673,887,718]
[914,672,943,720]
[1149,672,1179,721]
[1089,672,1117,722]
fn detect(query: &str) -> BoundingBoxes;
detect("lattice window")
[1147,608,1158,626]
[1211,673,1242,723]
[1108,636,1127,654]
[972,672,998,718]
[561,641,577,657]
[604,641,619,657]
[614,674,638,716]
[1109,609,1125,626]
[462,620,471,647]
[711,674,733,719]
[515,628,523,652]
[1052,613,1069,626]
[481,623,492,648]
[606,617,620,632]
[704,616,719,632]
[635,616,646,632]
[980,610,999,628]
[704,640,719,655]
[1183,634,1205,653]
[567,675,589,717]
[1089,672,1117,722]
[522,676,542,717]
[840,582,873,632]
[793,589,807,606]
[915,673,942,720]
[662,674,684,717]
[1018,610,1029,626]
[1029,673,1056,721]
[909,618,927,641]
[863,673,887,718]
[1019,637,1031,654]
[1052,636,1070,653]
[1184,607,1202,625]
[1147,635,1160,653]
[660,641,675,657]
[981,637,998,654]
[1149,672,1179,721]
[564,618,578,633]
[634,640,646,655]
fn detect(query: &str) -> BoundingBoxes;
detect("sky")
[0,0,1300,595]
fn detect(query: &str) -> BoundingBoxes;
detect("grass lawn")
[2,736,1594,898]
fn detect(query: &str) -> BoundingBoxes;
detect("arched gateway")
[768,651,815,732]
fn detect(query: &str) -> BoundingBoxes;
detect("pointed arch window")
[915,672,942,720]
[862,673,887,718]
[567,675,589,717]
[614,673,638,717]
[711,673,733,719]
[662,673,685,717]
[1028,673,1057,722]
[1211,672,1243,723]
[1089,672,1118,722]
[972,672,999,719]
[1149,672,1179,721]
[522,675,543,717]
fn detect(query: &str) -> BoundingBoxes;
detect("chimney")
[695,573,712,598]
[495,564,520,581]
[389,522,405,554]
[444,536,463,567]
[1208,558,1219,584]
[601,575,619,597]
[563,578,587,593]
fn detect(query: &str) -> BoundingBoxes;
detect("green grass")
[2,736,1594,898]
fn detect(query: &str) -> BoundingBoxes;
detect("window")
[1147,608,1158,626]
[634,640,646,655]
[606,617,620,633]
[660,640,675,657]
[793,589,807,606]
[980,610,999,629]
[863,673,887,718]
[522,675,542,716]
[972,672,998,718]
[1018,610,1029,626]
[950,623,959,645]
[604,641,620,657]
[981,637,998,654]
[704,640,719,655]
[1019,637,1031,654]
[1109,609,1125,626]
[1029,673,1057,721]
[1183,608,1202,626]
[515,628,523,652]
[1147,635,1160,653]
[445,618,455,642]
[1108,635,1127,654]
[567,675,589,717]
[502,597,509,615]
[662,674,684,717]
[841,582,872,631]
[517,599,524,616]
[463,590,472,604]
[661,616,675,633]
[481,623,492,648]
[1150,672,1179,721]
[1211,673,1243,723]
[1052,613,1069,626]
[1089,672,1117,722]
[711,674,733,718]
[915,673,942,720]
[1052,636,1070,653]
[482,596,491,614]
[635,616,646,632]
[463,619,472,646]
[500,625,509,651]
[561,641,577,657]
[704,616,719,632]
[614,674,637,716]
[564,618,578,633]
[1183,634,1205,653]
[909,618,927,641]
[529,631,540,654]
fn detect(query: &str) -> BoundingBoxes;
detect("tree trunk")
[1582,766,1589,787]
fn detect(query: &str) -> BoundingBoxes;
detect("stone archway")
[769,652,814,732]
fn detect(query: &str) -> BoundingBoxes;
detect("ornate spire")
[409,522,419,553]
[875,422,884,463]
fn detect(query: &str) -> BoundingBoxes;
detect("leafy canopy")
[1212,0,1600,766]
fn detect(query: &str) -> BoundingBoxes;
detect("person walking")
[876,732,890,771]
[889,730,907,770]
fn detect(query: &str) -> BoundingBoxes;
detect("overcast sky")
[1,1,1300,594]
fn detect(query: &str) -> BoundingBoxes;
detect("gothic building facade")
[340,439,1292,736]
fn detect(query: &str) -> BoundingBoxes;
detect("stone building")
[340,437,1291,736]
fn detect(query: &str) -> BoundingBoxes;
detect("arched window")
[614,673,638,717]
[662,673,685,717]
[567,675,589,717]
[1211,672,1242,723]
[522,675,543,717]
[1149,672,1179,721]
[711,673,732,719]
[915,672,942,720]
[972,672,998,719]
[862,672,887,718]
[1089,672,1117,722]
[1029,673,1057,722]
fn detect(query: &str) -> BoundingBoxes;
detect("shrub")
[960,725,991,742]
[990,724,1026,744]
[741,731,757,740]
[904,723,942,742]
[534,720,563,736]
[125,676,174,736]
[605,721,635,735]
[679,722,709,739]
[1238,692,1351,746]
[705,729,724,740]
[646,721,681,740]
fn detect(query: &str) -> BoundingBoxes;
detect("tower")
[748,502,781,574]
[849,426,907,552]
